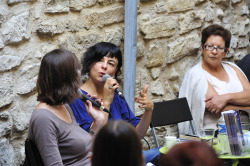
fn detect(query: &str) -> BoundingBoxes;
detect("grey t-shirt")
[28,104,92,166]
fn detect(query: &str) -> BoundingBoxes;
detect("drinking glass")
[217,133,230,154]
[242,132,250,154]
[241,123,250,132]
[165,136,179,149]
[198,129,215,147]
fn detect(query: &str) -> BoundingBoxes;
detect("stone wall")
[0,0,249,165]
[247,0,250,52]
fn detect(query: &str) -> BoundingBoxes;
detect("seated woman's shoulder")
[31,108,54,122]
[185,65,204,76]
[223,61,240,71]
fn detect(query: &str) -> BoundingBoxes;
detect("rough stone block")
[1,11,30,45]
[241,5,249,15]
[0,55,22,72]
[0,39,4,49]
[230,18,249,36]
[150,67,161,79]
[0,138,15,165]
[7,0,35,5]
[37,19,66,36]
[179,10,206,34]
[166,33,200,64]
[16,64,40,95]
[35,50,43,59]
[0,73,13,108]
[0,119,12,137]
[169,67,179,81]
[214,0,228,3]
[140,0,156,2]
[58,35,78,53]
[85,6,124,28]
[222,12,234,24]
[11,97,37,131]
[75,33,102,53]
[234,51,247,61]
[0,13,5,25]
[105,27,123,46]
[0,112,9,120]
[140,16,178,39]
[205,6,215,22]
[45,0,70,13]
[214,0,230,7]
[231,36,238,48]
[146,44,164,68]
[34,2,43,19]
[150,80,165,96]
[12,109,30,131]
[154,2,168,13]
[231,0,242,4]
[167,0,194,13]
[69,0,96,11]
[136,41,146,58]
[135,68,151,93]
[238,37,249,48]
[99,0,119,5]
[141,14,150,22]
[194,0,205,5]
[216,8,224,19]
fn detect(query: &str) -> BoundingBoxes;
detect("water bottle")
[217,117,230,154]
[218,117,226,134]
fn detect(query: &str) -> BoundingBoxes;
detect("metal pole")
[123,0,137,113]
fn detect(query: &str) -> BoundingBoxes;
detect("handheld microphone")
[77,89,110,114]
[102,74,125,99]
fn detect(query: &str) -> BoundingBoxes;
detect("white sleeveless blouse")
[203,62,243,129]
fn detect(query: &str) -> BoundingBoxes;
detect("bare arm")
[134,84,154,138]
[205,81,223,114]
[206,65,250,113]
[85,100,105,137]
[206,90,250,113]
[224,91,250,106]
[217,91,250,111]
[223,104,250,111]
[226,65,250,106]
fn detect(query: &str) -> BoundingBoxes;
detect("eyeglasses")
[204,44,227,53]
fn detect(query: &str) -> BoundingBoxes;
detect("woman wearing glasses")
[178,24,250,135]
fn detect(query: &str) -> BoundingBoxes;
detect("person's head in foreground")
[160,141,224,166]
[92,120,144,166]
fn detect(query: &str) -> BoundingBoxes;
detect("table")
[159,139,250,166]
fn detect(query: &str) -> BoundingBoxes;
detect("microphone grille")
[102,74,111,83]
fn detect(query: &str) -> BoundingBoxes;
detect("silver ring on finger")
[108,86,112,89]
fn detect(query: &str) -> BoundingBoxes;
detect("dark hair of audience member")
[81,42,123,80]
[92,120,144,166]
[37,48,80,105]
[160,141,224,166]
[201,24,231,49]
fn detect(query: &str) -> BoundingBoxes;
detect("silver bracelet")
[89,129,96,136]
